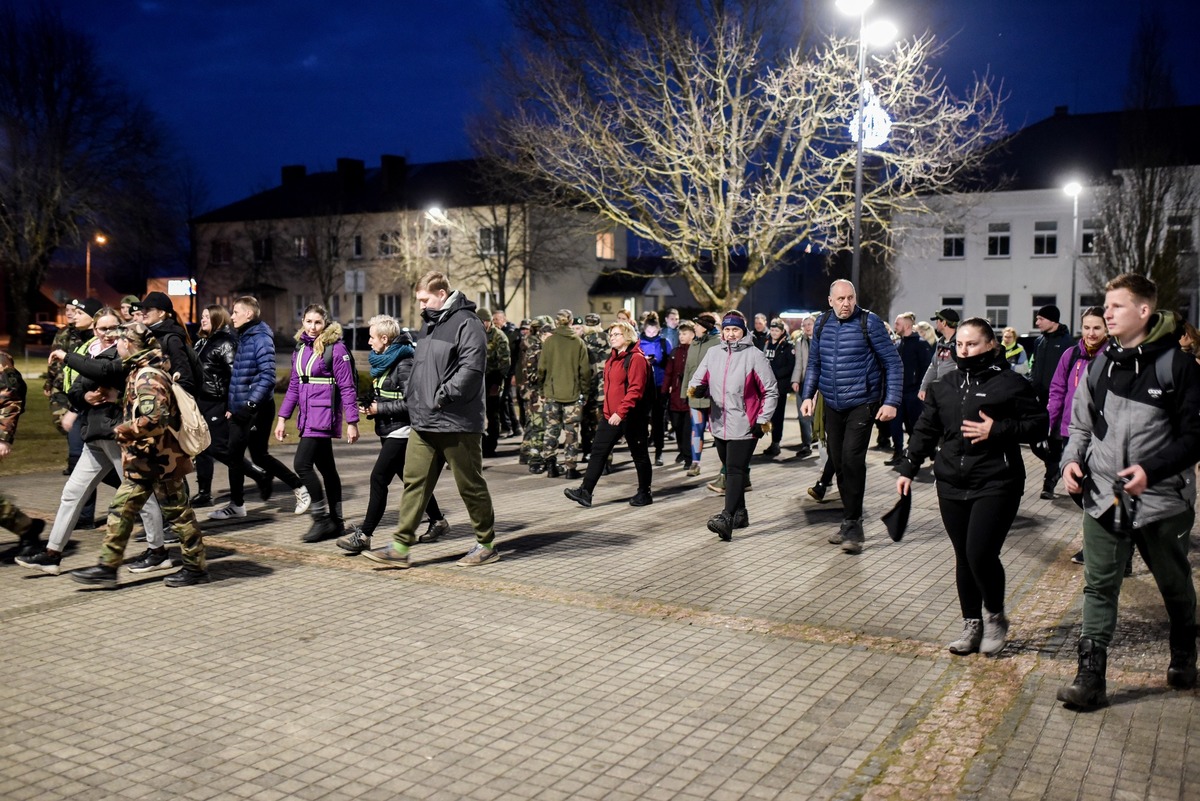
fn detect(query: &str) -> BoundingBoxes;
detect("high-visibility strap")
[295,346,335,384]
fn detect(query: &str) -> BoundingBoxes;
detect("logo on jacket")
[1148,388,1162,398]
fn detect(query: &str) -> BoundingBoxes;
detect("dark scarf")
[368,342,412,377]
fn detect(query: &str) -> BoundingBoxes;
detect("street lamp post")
[836,0,895,291]
[84,233,108,299]
[1063,182,1082,329]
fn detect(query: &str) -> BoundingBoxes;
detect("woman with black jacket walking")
[895,318,1047,657]
[337,316,447,554]
[761,318,794,458]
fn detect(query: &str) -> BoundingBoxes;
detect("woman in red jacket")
[564,320,653,507]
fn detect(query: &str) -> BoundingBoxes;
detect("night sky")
[57,0,1200,211]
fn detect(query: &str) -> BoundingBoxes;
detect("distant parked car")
[26,322,59,345]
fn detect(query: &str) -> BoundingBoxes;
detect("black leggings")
[295,437,340,510]
[715,438,755,515]
[669,409,691,463]
[362,437,443,536]
[228,399,302,506]
[937,493,1020,619]
[195,397,265,495]
[769,390,789,446]
[582,413,651,494]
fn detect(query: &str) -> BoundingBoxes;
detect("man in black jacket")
[886,312,933,466]
[1028,304,1074,498]
[363,271,498,569]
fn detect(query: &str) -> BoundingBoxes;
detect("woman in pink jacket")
[276,304,360,543]
[687,311,778,541]
[1046,306,1107,565]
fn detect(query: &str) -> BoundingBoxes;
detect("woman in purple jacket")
[275,304,360,543]
[1046,306,1108,565]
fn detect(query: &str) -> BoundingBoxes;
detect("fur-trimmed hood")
[295,321,344,356]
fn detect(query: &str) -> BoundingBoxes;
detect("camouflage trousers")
[521,390,545,465]
[101,477,205,570]
[0,492,36,537]
[542,399,583,469]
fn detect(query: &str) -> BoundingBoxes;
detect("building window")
[429,227,451,258]
[378,293,403,319]
[1033,221,1057,256]
[294,294,315,320]
[293,236,310,258]
[253,237,273,263]
[478,226,506,256]
[1081,218,1101,255]
[1079,293,1104,311]
[209,240,232,264]
[476,291,499,311]
[328,295,340,319]
[1167,214,1194,253]
[327,237,339,260]
[1031,294,1057,327]
[985,295,1009,327]
[942,225,965,259]
[986,223,1010,258]
[379,231,400,258]
[940,296,964,322]
[596,231,616,261]
[352,235,363,259]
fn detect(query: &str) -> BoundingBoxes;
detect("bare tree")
[0,3,169,348]
[374,212,442,326]
[288,211,362,315]
[492,1,1003,309]
[1086,10,1198,312]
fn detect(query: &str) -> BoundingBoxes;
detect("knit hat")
[696,312,718,330]
[140,291,174,314]
[69,298,104,318]
[720,312,748,333]
[1036,305,1061,324]
[477,308,492,322]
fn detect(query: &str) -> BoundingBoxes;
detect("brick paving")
[1,417,1198,800]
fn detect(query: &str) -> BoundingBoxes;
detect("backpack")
[1085,346,1174,398]
[146,367,211,457]
[813,308,886,399]
[622,350,657,412]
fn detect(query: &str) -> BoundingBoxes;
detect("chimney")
[1054,105,1069,117]
[337,158,365,193]
[381,154,407,194]
[281,164,307,188]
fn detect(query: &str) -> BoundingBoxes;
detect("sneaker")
[418,519,451,543]
[628,491,653,507]
[1070,550,1084,565]
[15,550,62,576]
[706,476,726,495]
[707,512,733,542]
[294,487,312,515]
[209,503,246,521]
[948,619,984,655]
[1039,489,1054,500]
[654,455,664,467]
[980,609,1009,656]
[458,543,499,566]
[70,563,118,588]
[732,508,749,529]
[808,482,827,503]
[164,568,210,587]
[191,491,214,508]
[564,486,593,508]
[337,526,371,553]
[686,464,701,477]
[762,443,780,458]
[126,547,175,573]
[162,526,181,545]
[362,544,410,569]
[17,519,45,557]
[796,446,813,459]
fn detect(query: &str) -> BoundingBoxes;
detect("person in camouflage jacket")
[0,350,46,555]
[71,323,208,589]
[581,313,609,457]
[520,316,552,470]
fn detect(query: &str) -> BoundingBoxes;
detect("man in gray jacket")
[363,271,498,568]
[918,309,959,399]
[1058,273,1200,710]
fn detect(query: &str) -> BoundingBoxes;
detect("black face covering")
[954,347,999,373]
[421,306,440,324]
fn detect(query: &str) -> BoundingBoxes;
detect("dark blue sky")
[58,0,1200,210]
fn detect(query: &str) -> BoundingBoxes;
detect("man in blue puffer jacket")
[801,280,903,553]
[210,296,305,521]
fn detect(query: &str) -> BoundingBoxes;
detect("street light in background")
[85,232,108,299]
[836,0,896,291]
[1063,181,1082,329]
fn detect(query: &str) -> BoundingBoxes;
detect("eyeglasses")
[95,326,119,334]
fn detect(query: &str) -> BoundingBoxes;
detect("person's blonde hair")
[369,314,400,343]
[608,320,637,345]
[1002,326,1018,342]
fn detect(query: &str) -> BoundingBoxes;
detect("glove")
[752,421,771,439]
[687,384,708,399]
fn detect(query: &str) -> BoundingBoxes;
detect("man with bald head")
[801,280,902,553]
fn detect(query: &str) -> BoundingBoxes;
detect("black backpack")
[295,340,361,405]
[622,350,657,412]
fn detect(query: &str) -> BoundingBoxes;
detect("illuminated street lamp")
[836,0,896,291]
[85,232,108,299]
[1063,181,1082,329]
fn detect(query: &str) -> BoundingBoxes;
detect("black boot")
[546,458,562,479]
[302,511,341,543]
[883,449,903,467]
[1057,638,1108,709]
[707,512,733,541]
[1167,623,1198,689]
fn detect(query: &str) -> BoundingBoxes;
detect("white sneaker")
[208,503,246,520]
[294,487,312,515]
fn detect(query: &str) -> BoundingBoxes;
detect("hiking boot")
[980,609,1009,656]
[762,443,780,458]
[707,512,733,541]
[686,464,701,477]
[70,564,118,588]
[458,543,499,566]
[706,474,726,495]
[418,519,451,543]
[948,618,984,655]
[362,544,410,569]
[126,547,175,574]
[294,487,312,515]
[840,519,864,554]
[15,549,61,575]
[546,459,562,479]
[566,467,584,481]
[302,513,341,543]
[828,519,850,544]
[336,526,371,553]
[164,567,210,587]
[564,487,593,508]
[209,503,246,521]
[1071,550,1084,565]
[732,508,749,529]
[1057,638,1108,709]
[629,491,653,507]
[191,491,213,508]
[808,482,827,503]
[17,519,45,557]
[1168,624,1198,690]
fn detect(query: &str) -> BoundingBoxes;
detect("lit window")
[942,225,965,259]
[1033,221,1057,256]
[986,223,1010,258]
[293,236,310,258]
[596,231,616,261]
